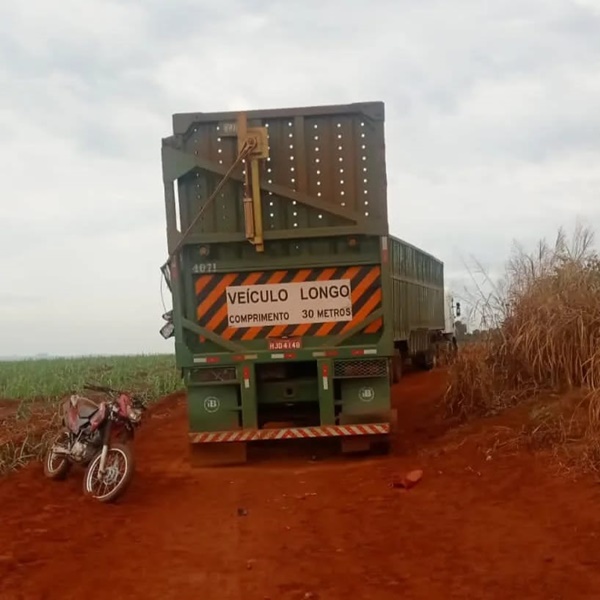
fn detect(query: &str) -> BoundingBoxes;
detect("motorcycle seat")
[77,405,99,419]
[72,397,100,420]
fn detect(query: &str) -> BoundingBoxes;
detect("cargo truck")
[159,101,448,464]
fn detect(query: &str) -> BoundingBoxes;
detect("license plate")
[268,338,302,351]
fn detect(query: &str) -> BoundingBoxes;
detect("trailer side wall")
[388,235,445,353]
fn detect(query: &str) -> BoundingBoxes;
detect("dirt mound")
[1,374,599,600]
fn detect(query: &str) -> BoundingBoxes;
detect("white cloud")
[1,0,600,355]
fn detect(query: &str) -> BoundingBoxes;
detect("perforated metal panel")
[334,359,388,378]
[162,102,388,243]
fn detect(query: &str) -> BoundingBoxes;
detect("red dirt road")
[2,371,600,600]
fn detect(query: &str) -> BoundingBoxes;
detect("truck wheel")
[423,349,436,370]
[390,353,403,384]
[414,350,435,371]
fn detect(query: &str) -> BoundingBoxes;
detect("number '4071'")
[192,263,217,274]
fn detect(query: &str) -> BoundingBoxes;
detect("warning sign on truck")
[225,279,353,328]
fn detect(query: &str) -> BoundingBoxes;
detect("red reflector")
[243,366,250,380]
[206,357,220,364]
[233,355,244,361]
[325,350,338,357]
[351,350,364,356]
[284,352,296,359]
[322,364,329,377]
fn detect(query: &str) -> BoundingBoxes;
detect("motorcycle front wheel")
[82,442,134,503]
[43,430,72,480]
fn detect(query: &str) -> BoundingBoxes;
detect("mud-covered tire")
[390,352,403,384]
[43,431,72,480]
[423,350,436,370]
[429,351,437,370]
[82,443,135,503]
[414,350,435,371]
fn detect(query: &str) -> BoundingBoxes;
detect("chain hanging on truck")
[237,112,269,253]
[161,113,269,280]
[161,112,269,279]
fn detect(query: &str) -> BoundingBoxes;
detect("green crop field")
[0,354,182,402]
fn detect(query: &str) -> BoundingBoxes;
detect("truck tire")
[424,349,436,370]
[414,350,435,371]
[390,352,403,384]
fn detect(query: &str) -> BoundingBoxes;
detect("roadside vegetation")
[0,354,182,474]
[444,224,600,473]
[0,354,180,401]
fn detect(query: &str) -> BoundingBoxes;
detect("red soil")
[0,401,19,421]
[1,371,600,600]
[0,400,57,445]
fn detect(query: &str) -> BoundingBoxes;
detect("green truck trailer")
[159,101,449,464]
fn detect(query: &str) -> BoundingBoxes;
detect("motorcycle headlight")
[128,407,143,423]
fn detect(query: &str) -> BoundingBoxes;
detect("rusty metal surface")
[162,102,388,245]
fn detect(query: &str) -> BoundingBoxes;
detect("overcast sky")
[1,0,599,357]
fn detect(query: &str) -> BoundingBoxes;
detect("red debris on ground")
[392,468,423,490]
[1,370,600,599]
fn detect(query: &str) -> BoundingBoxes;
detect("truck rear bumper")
[189,423,390,443]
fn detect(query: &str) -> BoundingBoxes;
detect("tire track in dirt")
[1,374,600,599]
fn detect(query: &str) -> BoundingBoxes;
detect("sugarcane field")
[3,1,600,599]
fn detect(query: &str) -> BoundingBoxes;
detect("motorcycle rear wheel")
[43,430,72,480]
[82,442,134,503]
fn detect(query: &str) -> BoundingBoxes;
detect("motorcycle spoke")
[87,447,129,500]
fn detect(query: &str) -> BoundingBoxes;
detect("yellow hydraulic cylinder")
[250,158,264,252]
[236,111,268,253]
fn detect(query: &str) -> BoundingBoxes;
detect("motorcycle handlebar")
[83,382,147,410]
[84,383,115,394]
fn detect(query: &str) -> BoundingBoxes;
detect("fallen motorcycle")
[43,383,146,503]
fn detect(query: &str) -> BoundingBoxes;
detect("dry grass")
[0,403,62,475]
[444,223,600,472]
[0,425,60,474]
[444,343,531,419]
